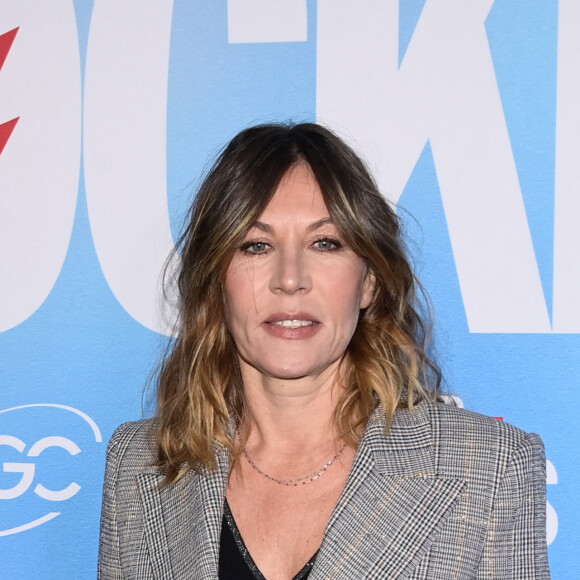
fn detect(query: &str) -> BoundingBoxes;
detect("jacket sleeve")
[477,432,551,579]
[98,427,125,580]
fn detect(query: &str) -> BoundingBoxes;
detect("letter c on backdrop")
[0,3,81,332]
[83,0,179,336]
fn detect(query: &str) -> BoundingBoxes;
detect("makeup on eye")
[240,240,270,255]
[313,237,342,251]
[239,236,343,256]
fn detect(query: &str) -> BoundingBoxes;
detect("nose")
[269,246,312,294]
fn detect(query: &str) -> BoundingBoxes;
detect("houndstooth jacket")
[98,401,551,579]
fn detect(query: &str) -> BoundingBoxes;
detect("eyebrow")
[252,217,334,233]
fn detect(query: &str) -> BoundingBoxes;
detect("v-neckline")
[221,499,318,580]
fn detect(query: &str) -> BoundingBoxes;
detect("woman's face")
[224,164,375,384]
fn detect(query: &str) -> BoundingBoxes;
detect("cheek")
[224,263,263,329]
[326,273,369,336]
[334,264,371,309]
[223,269,244,331]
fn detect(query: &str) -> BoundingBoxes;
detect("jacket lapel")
[137,447,230,579]
[311,403,465,579]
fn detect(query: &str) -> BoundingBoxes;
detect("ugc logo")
[0,404,102,536]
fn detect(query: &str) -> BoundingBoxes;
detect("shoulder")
[426,401,545,482]
[105,418,159,476]
[429,401,543,450]
[380,400,545,482]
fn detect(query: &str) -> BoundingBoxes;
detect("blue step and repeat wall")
[0,1,577,577]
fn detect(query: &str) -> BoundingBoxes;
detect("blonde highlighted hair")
[156,123,440,483]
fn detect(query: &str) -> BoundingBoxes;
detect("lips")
[263,313,321,339]
[265,312,319,324]
[270,320,316,329]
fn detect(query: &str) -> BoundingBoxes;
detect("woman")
[99,123,550,579]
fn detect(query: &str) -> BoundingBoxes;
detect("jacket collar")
[137,402,464,579]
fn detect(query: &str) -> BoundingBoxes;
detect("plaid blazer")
[98,402,551,579]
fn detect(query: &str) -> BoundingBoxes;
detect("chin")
[240,351,333,383]
[256,358,320,381]
[265,366,312,381]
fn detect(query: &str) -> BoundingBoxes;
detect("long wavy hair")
[156,123,441,483]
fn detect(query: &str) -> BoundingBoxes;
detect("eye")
[240,240,270,254]
[313,237,342,251]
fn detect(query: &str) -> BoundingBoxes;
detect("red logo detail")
[0,27,19,71]
[0,118,19,156]
[0,27,20,157]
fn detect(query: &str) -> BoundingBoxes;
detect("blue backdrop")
[0,1,575,577]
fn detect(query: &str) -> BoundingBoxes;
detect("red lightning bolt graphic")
[0,27,20,157]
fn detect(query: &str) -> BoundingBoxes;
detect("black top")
[218,500,317,580]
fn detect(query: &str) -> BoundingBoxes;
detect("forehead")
[258,164,329,222]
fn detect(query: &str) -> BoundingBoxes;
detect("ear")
[360,269,376,309]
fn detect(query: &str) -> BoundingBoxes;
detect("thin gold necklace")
[238,431,346,487]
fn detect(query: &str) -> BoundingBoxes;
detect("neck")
[238,359,344,452]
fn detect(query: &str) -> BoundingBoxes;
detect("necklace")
[238,431,346,487]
